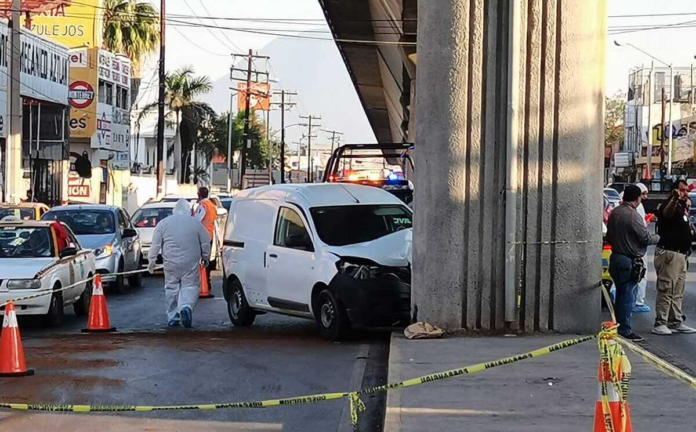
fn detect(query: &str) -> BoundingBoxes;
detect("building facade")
[624,66,696,182]
[0,23,70,205]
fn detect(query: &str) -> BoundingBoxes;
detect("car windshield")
[44,210,116,235]
[132,207,173,228]
[604,189,620,199]
[0,226,54,258]
[310,205,412,247]
[0,208,34,221]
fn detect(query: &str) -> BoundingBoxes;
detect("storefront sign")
[69,81,94,109]
[21,0,102,50]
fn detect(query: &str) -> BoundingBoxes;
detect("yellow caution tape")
[0,334,596,427]
[620,338,696,390]
[597,322,630,432]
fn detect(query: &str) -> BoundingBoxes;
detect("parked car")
[222,183,413,341]
[131,202,176,266]
[155,194,227,269]
[43,205,142,292]
[0,220,96,325]
[0,203,50,221]
[603,188,620,209]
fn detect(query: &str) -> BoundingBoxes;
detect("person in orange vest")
[193,187,217,290]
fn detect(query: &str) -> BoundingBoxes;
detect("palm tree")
[102,0,160,102]
[139,66,215,183]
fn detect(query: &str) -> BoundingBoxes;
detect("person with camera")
[607,185,660,341]
[653,180,696,336]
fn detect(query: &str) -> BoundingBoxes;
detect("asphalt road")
[630,246,696,375]
[3,271,391,432]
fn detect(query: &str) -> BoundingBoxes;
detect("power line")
[196,0,244,52]
[181,0,236,52]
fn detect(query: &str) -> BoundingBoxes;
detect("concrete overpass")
[320,0,607,334]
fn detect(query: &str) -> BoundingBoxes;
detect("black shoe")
[620,332,644,342]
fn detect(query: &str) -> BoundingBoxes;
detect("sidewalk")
[384,333,696,432]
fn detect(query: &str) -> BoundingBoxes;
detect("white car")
[222,183,413,340]
[0,220,96,326]
[132,200,220,269]
[156,194,227,268]
[131,202,176,267]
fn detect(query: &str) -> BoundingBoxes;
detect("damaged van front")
[311,205,413,327]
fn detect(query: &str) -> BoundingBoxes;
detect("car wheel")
[73,278,93,317]
[315,289,349,341]
[226,279,255,327]
[44,289,64,326]
[113,260,126,293]
[128,271,143,288]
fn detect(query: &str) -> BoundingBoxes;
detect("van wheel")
[44,289,64,327]
[73,278,93,317]
[227,279,255,327]
[315,289,348,341]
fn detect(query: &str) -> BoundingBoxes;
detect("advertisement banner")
[19,0,102,50]
[91,50,131,152]
[238,82,271,111]
[69,47,98,138]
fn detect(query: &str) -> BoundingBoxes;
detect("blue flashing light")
[387,173,399,181]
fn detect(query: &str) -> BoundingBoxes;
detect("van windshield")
[310,205,412,247]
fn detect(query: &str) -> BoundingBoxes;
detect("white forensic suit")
[148,199,211,322]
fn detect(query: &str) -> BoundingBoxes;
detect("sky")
[136,0,696,145]
[606,0,696,96]
[136,0,375,146]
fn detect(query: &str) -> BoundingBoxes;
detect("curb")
[383,331,402,432]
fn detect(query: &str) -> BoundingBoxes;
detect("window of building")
[655,72,666,102]
[115,86,129,109]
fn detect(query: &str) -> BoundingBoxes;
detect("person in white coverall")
[148,199,211,328]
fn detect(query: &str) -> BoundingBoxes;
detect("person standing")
[652,180,696,335]
[193,186,217,289]
[633,183,651,313]
[148,199,211,328]
[607,185,660,341]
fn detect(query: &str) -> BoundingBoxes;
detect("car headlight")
[7,279,42,290]
[336,259,379,280]
[94,245,114,258]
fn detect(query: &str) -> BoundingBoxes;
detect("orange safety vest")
[198,199,217,240]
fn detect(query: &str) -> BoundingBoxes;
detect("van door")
[226,199,276,307]
[265,206,316,314]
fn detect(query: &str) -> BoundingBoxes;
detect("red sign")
[68,185,89,198]
[238,82,271,112]
[0,1,70,16]
[69,81,94,109]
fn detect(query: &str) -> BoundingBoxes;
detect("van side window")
[275,208,313,251]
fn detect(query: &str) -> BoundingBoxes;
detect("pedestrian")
[22,189,35,203]
[148,199,211,328]
[193,186,217,289]
[607,184,660,341]
[633,183,652,313]
[652,179,696,335]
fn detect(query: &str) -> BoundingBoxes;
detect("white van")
[221,183,413,340]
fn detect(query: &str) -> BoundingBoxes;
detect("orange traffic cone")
[0,302,34,377]
[82,275,117,333]
[199,264,214,299]
[594,323,632,432]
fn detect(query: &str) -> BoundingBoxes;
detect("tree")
[605,91,626,150]
[139,66,215,183]
[102,0,160,101]
[197,111,274,170]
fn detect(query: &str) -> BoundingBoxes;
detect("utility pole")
[226,92,234,192]
[660,87,666,182]
[156,0,166,197]
[323,129,343,154]
[230,51,269,189]
[299,115,321,183]
[271,90,297,184]
[6,0,22,204]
